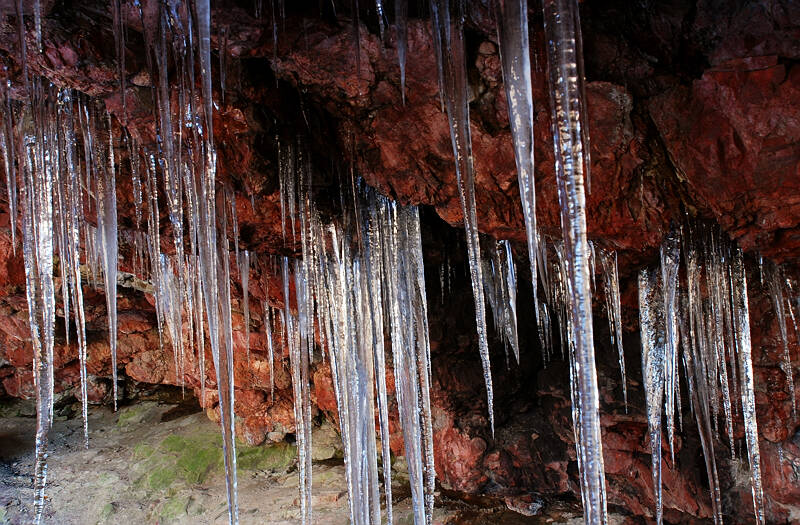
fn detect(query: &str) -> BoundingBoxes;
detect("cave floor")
[0,396,626,524]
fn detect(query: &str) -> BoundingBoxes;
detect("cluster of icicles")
[1,0,796,524]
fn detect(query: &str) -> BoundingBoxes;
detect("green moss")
[133,443,155,460]
[147,466,177,491]
[116,404,152,427]
[99,502,115,521]
[236,442,296,472]
[159,495,190,522]
[160,434,187,453]
[177,447,220,484]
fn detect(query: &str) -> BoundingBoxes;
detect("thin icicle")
[681,300,722,525]
[395,0,408,104]
[598,248,626,409]
[768,264,796,419]
[431,0,495,434]
[241,250,251,360]
[283,257,312,524]
[264,302,275,401]
[1,80,18,252]
[731,250,765,524]
[111,0,126,119]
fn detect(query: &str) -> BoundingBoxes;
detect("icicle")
[111,0,126,119]
[365,203,394,524]
[20,80,57,524]
[32,0,42,53]
[660,230,680,462]
[598,248,627,409]
[215,191,240,525]
[768,264,796,419]
[283,257,312,524]
[430,0,495,434]
[542,0,605,522]
[681,300,723,525]
[395,0,408,104]
[241,250,250,360]
[264,302,275,401]
[1,79,18,252]
[639,267,665,525]
[375,0,385,41]
[352,0,361,90]
[731,250,765,524]
[494,0,540,323]
[14,0,29,90]
[58,90,90,447]
[97,112,119,410]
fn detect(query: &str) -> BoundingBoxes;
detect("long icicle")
[639,267,665,525]
[431,0,495,434]
[97,111,119,409]
[542,1,606,522]
[494,0,540,323]
[21,79,56,525]
[731,250,765,524]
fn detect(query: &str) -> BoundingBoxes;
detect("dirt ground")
[0,395,619,524]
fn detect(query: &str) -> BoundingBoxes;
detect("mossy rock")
[116,403,155,427]
[133,443,155,460]
[148,465,178,491]
[177,446,220,484]
[159,495,190,522]
[236,442,297,472]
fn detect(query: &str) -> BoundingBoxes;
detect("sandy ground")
[0,396,616,524]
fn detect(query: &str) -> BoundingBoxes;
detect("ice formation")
[0,4,786,525]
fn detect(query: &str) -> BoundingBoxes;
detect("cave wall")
[0,0,799,522]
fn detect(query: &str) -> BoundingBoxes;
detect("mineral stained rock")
[0,0,799,522]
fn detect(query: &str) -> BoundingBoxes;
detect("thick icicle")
[542,0,606,522]
[732,251,765,524]
[660,230,680,461]
[19,80,56,524]
[431,0,495,433]
[97,112,119,409]
[494,0,540,317]
[639,267,665,525]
